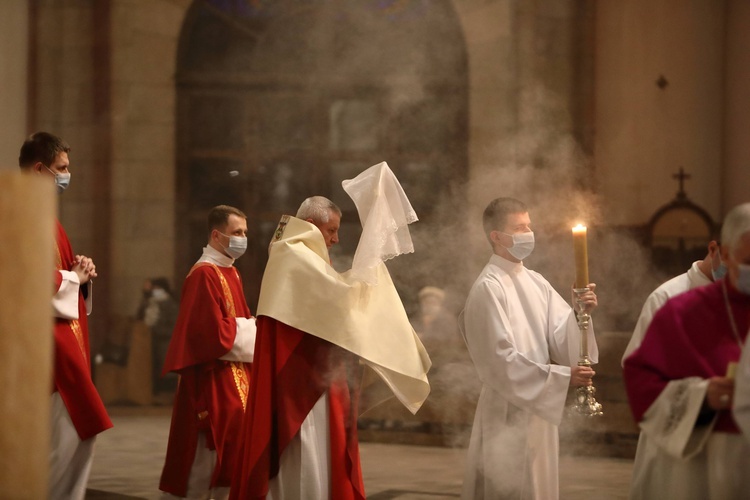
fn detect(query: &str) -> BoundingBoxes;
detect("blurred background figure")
[97,277,179,405]
[409,286,479,445]
[412,286,456,348]
[139,277,179,397]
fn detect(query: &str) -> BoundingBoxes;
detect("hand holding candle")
[572,224,589,289]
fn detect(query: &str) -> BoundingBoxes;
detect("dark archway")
[175,0,469,308]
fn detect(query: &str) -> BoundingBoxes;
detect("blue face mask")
[737,263,750,296]
[219,232,247,259]
[46,166,71,193]
[712,262,727,281]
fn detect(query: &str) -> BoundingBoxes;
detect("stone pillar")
[723,0,750,213]
[0,173,55,497]
[0,1,28,170]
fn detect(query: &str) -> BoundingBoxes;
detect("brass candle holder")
[572,287,603,417]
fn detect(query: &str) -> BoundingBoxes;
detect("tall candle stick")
[572,224,589,288]
[570,223,602,416]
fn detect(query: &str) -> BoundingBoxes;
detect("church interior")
[1,0,748,498]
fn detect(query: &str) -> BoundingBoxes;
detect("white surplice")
[459,254,597,500]
[622,261,711,365]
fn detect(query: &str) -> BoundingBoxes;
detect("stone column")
[723,0,750,213]
[0,173,55,497]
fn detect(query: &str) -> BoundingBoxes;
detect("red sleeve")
[162,266,238,373]
[54,270,63,294]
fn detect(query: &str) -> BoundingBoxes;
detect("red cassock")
[53,220,112,440]
[159,262,253,496]
[624,280,750,433]
[230,316,365,500]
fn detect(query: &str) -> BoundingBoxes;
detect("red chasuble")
[160,262,253,496]
[230,316,365,500]
[53,220,112,440]
[624,280,750,433]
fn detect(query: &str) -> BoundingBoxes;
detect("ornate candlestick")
[572,225,603,417]
[572,288,603,416]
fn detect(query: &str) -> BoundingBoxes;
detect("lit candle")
[572,224,589,289]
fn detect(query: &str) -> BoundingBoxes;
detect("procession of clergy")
[24,130,750,500]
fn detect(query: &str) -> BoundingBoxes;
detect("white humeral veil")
[257,161,431,413]
[342,161,419,285]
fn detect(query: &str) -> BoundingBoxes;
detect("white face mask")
[46,166,71,193]
[503,231,535,261]
[737,263,750,296]
[220,232,248,259]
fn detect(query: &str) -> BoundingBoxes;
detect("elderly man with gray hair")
[233,164,430,500]
[731,204,750,443]
[624,202,750,500]
[295,195,341,249]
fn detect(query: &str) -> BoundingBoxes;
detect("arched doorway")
[175,0,468,308]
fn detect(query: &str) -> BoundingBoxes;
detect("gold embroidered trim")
[188,263,236,317]
[55,243,63,271]
[274,215,290,241]
[229,361,249,411]
[70,319,87,364]
[190,262,247,409]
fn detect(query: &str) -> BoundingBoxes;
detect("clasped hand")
[72,254,97,284]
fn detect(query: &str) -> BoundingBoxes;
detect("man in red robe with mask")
[19,131,113,500]
[624,202,750,499]
[160,205,257,499]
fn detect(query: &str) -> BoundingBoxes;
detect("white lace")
[342,161,418,284]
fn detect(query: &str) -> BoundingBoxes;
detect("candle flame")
[572,224,586,231]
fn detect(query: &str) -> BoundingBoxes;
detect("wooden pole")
[0,172,55,497]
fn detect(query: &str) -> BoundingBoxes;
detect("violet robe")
[624,280,750,499]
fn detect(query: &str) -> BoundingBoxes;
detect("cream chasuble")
[258,163,431,414]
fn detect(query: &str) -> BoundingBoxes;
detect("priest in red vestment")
[231,164,431,500]
[623,202,750,499]
[20,132,113,500]
[160,205,257,499]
